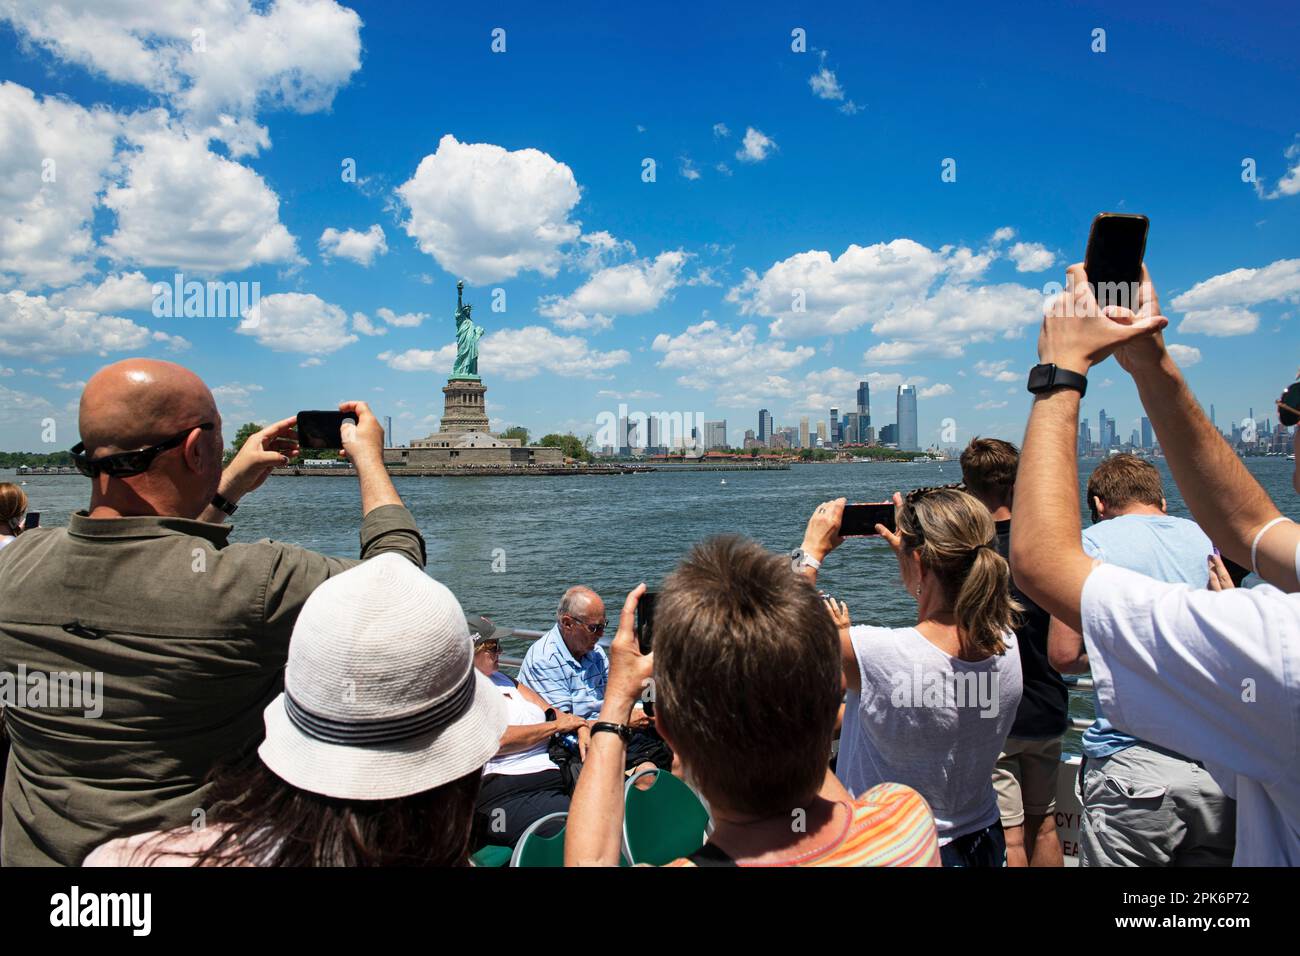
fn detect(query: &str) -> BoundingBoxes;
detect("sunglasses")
[70,423,215,478]
[566,615,607,634]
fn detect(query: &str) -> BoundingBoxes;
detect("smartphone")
[1083,213,1149,310]
[1278,380,1300,428]
[840,502,896,536]
[23,511,40,530]
[636,591,657,655]
[296,410,356,450]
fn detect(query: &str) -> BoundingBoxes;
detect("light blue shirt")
[517,623,608,719]
[1080,513,1213,759]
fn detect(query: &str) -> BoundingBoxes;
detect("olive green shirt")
[0,504,425,866]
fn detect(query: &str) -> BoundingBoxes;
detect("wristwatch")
[544,708,557,722]
[591,721,633,742]
[1027,363,1088,397]
[210,493,238,516]
[790,547,821,574]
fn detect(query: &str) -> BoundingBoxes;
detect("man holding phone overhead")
[0,358,426,867]
[1011,242,1300,865]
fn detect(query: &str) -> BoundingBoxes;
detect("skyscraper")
[1140,416,1153,450]
[1078,419,1092,456]
[816,421,828,444]
[703,420,728,450]
[829,406,840,446]
[880,423,898,445]
[757,408,773,446]
[856,381,871,429]
[843,412,860,446]
[896,385,918,451]
[799,416,809,449]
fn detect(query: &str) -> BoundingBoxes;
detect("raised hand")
[1040,264,1168,375]
[223,415,298,498]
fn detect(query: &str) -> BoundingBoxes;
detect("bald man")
[0,359,425,866]
[518,587,668,776]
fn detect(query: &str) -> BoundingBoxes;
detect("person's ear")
[1092,496,1105,519]
[1160,497,1167,514]
[182,427,208,475]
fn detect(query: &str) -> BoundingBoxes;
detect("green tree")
[224,422,263,465]
[499,425,530,445]
[539,432,590,462]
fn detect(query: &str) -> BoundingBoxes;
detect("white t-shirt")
[1081,563,1300,866]
[484,671,560,777]
[836,624,1022,844]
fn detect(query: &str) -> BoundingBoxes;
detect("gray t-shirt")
[836,624,1023,844]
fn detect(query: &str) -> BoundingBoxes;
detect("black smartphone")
[1084,213,1149,310]
[296,410,356,450]
[840,502,896,536]
[636,591,656,655]
[1278,381,1300,428]
[23,511,40,530]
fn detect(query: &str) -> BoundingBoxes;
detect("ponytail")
[897,488,1022,660]
[954,545,1020,657]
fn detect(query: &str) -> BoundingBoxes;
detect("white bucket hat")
[259,553,507,801]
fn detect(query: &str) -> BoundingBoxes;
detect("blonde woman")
[800,486,1023,866]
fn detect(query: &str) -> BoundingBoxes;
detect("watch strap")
[211,493,238,516]
[591,721,633,743]
[1028,363,1088,397]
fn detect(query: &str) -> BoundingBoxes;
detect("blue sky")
[1,0,1297,452]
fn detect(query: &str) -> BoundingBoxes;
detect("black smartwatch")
[544,708,557,722]
[1027,363,1088,397]
[210,493,238,516]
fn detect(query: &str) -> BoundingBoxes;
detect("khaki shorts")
[992,735,1062,827]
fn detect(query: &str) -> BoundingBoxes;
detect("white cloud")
[1171,258,1300,324]
[1165,343,1202,366]
[376,307,427,328]
[319,224,387,266]
[920,383,954,399]
[736,127,777,163]
[151,330,191,351]
[864,340,964,365]
[974,359,1022,382]
[539,250,687,330]
[808,52,861,114]
[712,123,730,138]
[299,356,324,368]
[1259,137,1300,200]
[0,82,120,287]
[1007,241,1055,273]
[991,227,1016,244]
[729,239,1035,365]
[975,400,1008,410]
[0,289,158,355]
[571,231,636,272]
[351,311,386,336]
[679,156,701,181]
[1178,307,1259,337]
[211,382,264,409]
[49,271,156,312]
[238,292,358,354]
[0,0,363,158]
[396,134,582,283]
[103,116,302,273]
[381,327,628,380]
[652,320,814,405]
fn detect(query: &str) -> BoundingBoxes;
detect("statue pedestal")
[439,378,489,434]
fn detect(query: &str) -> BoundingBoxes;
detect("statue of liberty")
[452,280,484,380]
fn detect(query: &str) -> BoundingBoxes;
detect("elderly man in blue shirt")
[519,586,667,773]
